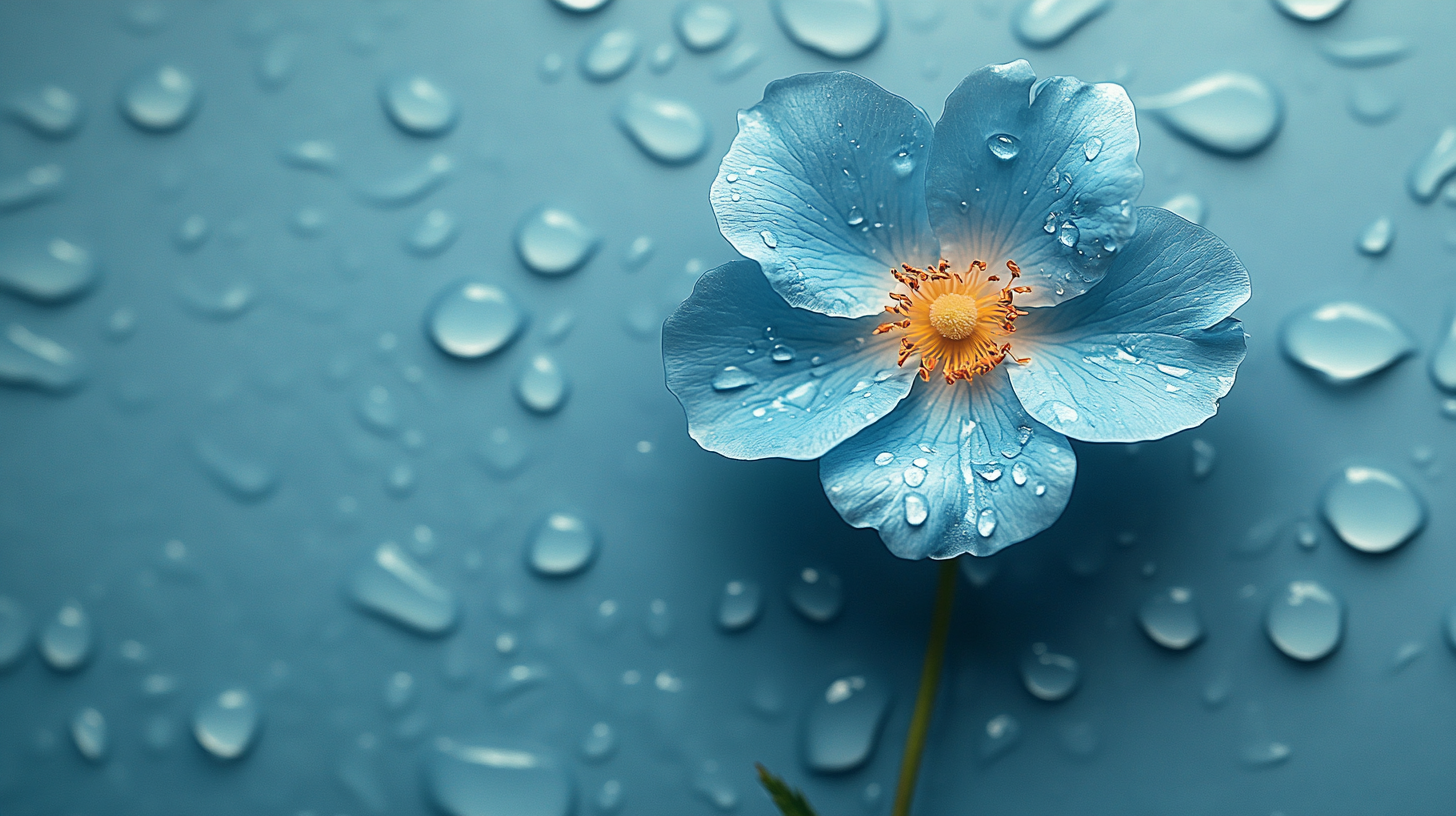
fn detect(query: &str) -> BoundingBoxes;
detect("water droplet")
[1057,220,1079,248]
[1445,604,1456,654]
[985,133,1020,161]
[406,209,459,256]
[1430,313,1456,392]
[552,0,613,11]
[1356,216,1394,256]
[772,0,887,59]
[979,714,1022,762]
[356,153,454,208]
[760,230,778,248]
[1322,466,1424,554]
[783,379,818,408]
[1347,81,1399,125]
[615,93,709,165]
[580,722,616,762]
[289,206,328,238]
[1271,0,1350,22]
[1409,127,1456,203]
[1020,644,1080,701]
[646,599,674,641]
[349,541,459,636]
[7,85,83,138]
[977,508,997,538]
[192,438,277,501]
[874,452,894,466]
[718,580,763,631]
[1140,72,1282,156]
[1158,193,1206,225]
[902,466,926,488]
[0,323,85,393]
[801,672,890,773]
[280,139,339,173]
[891,152,915,178]
[713,41,762,82]
[692,761,739,811]
[384,670,417,711]
[193,688,260,760]
[904,493,928,526]
[580,28,639,82]
[70,708,108,763]
[711,365,757,391]
[380,74,457,136]
[597,779,624,813]
[516,353,569,413]
[1320,36,1411,68]
[427,282,526,360]
[515,207,599,276]
[0,163,64,212]
[120,64,199,132]
[0,238,97,303]
[124,0,169,34]
[255,35,299,91]
[1083,136,1103,160]
[1049,401,1079,423]
[39,600,92,672]
[676,1,737,51]
[1013,0,1110,46]
[1282,301,1412,383]
[528,512,597,577]
[790,567,843,623]
[1139,587,1204,650]
[1191,438,1216,480]
[1240,737,1292,768]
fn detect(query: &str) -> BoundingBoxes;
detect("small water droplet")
[1271,0,1350,22]
[1347,81,1399,125]
[718,580,763,631]
[7,85,83,138]
[515,206,599,276]
[891,151,915,178]
[0,164,64,212]
[516,353,569,413]
[903,493,929,526]
[1410,127,1456,203]
[1139,587,1204,650]
[616,93,709,164]
[1282,301,1412,383]
[976,508,996,537]
[1083,136,1103,160]
[1140,72,1282,156]
[979,714,1021,762]
[0,323,85,393]
[1158,192,1206,225]
[255,35,299,91]
[580,722,616,762]
[538,52,565,82]
[1057,221,1079,247]
[1267,580,1343,661]
[280,139,339,173]
[902,466,926,487]
[1013,0,1111,47]
[647,42,678,74]
[380,74,457,136]
[645,598,674,641]
[986,133,1020,160]
[427,282,525,360]
[39,600,92,672]
[676,1,738,51]
[528,512,597,577]
[802,672,890,773]
[760,230,778,249]
[1356,216,1394,256]
[1191,438,1216,480]
[711,365,757,391]
[349,541,459,635]
[551,0,613,10]
[193,688,260,760]
[1020,644,1079,701]
[790,567,843,623]
[1321,466,1424,554]
[289,206,328,238]
[0,238,97,303]
[71,707,108,762]
[356,153,454,208]
[773,0,887,59]
[713,41,762,82]
[873,452,894,466]
[1320,36,1410,68]
[580,28,640,82]
[622,235,655,270]
[120,64,200,132]
[406,209,460,256]
[192,438,277,501]
[783,379,818,409]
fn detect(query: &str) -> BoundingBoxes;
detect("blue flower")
[663,62,1250,559]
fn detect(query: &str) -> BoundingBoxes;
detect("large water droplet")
[789,567,843,623]
[676,1,738,51]
[0,238,97,303]
[515,207,599,276]
[528,512,597,577]
[516,354,569,413]
[0,323,85,393]
[0,164,64,212]
[71,708,108,762]
[1321,466,1424,554]
[120,64,200,132]
[1270,0,1350,22]
[1020,643,1080,701]
[0,596,28,670]
[1431,313,1456,392]
[1281,301,1412,383]
[427,282,525,360]
[1139,587,1204,650]
[580,28,640,82]
[349,541,460,636]
[1408,127,1456,203]
[380,74,457,136]
[772,0,887,60]
[1140,72,1282,156]
[356,153,453,208]
[39,600,92,672]
[1012,0,1111,47]
[802,673,890,773]
[427,738,572,816]
[192,438,277,501]
[1266,580,1343,661]
[7,85,83,138]
[406,209,459,256]
[986,133,1019,160]
[1319,36,1411,68]
[1356,216,1394,256]
[615,93,709,165]
[979,714,1022,762]
[193,688,260,760]
[711,365,757,391]
[718,580,763,631]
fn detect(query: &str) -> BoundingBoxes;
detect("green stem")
[890,559,959,816]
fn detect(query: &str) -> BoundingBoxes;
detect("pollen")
[872,259,1031,384]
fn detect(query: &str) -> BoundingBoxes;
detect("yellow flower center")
[873,259,1030,384]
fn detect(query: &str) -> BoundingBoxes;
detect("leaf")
[755,763,820,816]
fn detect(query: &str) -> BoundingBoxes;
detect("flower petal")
[925,60,1143,308]
[1007,206,1251,443]
[663,260,917,461]
[819,368,1076,559]
[710,72,940,319]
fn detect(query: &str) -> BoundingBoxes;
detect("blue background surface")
[1,1,1454,813]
